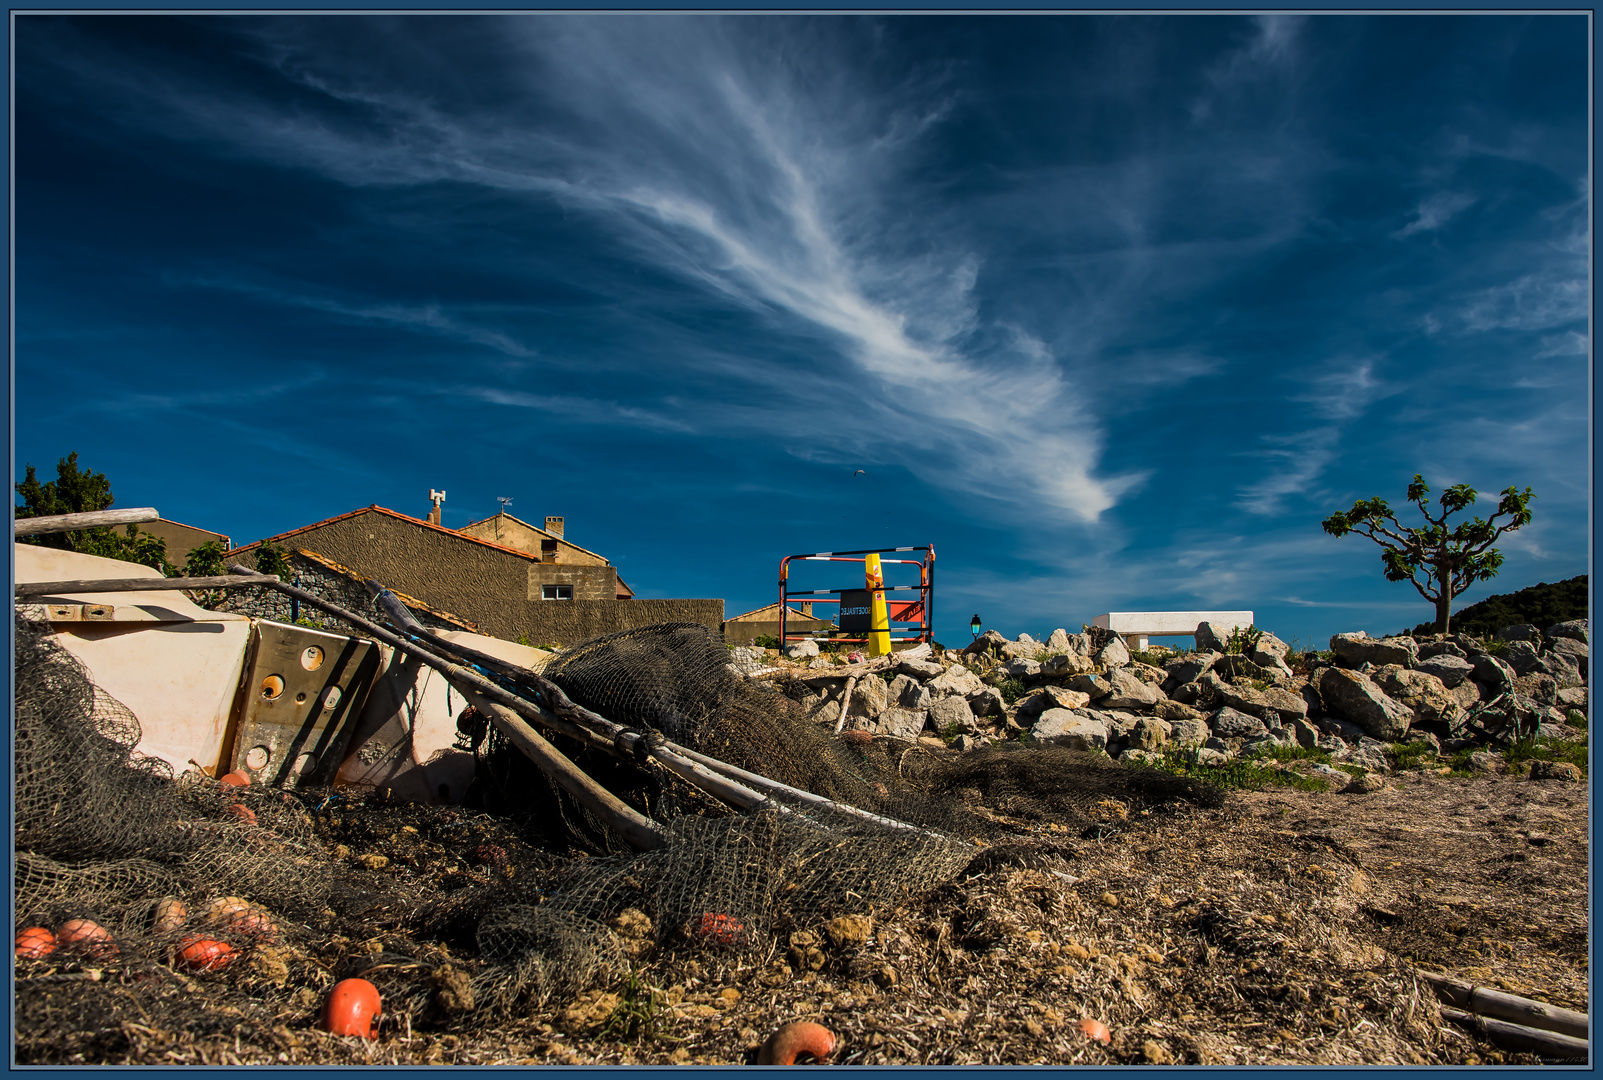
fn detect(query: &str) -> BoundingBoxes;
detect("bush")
[998,677,1026,705]
[1503,733,1588,777]
[753,634,780,650]
[1143,744,1327,792]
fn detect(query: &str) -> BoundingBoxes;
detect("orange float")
[15,927,56,959]
[320,978,382,1039]
[758,1021,837,1065]
[57,918,119,959]
[1078,1017,1111,1043]
[176,935,237,972]
[692,912,745,948]
[219,770,251,787]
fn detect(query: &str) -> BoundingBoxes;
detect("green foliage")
[1142,744,1326,792]
[1566,709,1587,730]
[516,632,531,647]
[253,541,291,580]
[753,633,781,650]
[596,971,678,1044]
[182,539,229,578]
[1402,575,1588,639]
[14,452,175,574]
[1323,473,1536,635]
[1387,741,1436,771]
[1224,624,1264,655]
[1502,733,1588,777]
[293,617,327,631]
[1251,743,1331,765]
[998,677,1026,705]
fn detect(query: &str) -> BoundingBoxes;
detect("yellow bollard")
[865,553,891,657]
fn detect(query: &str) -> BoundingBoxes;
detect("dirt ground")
[16,767,1587,1067]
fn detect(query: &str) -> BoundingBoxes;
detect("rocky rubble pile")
[746,619,1588,790]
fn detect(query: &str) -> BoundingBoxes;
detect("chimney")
[428,488,446,526]
[545,516,564,540]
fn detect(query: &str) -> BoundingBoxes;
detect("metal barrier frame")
[777,545,935,648]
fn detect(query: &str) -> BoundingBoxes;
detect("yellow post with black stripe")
[865,553,891,657]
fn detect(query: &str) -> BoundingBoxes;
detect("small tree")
[15,452,175,574]
[1322,474,1535,636]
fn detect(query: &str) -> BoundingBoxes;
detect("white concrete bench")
[1092,611,1254,651]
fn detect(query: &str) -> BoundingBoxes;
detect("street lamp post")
[970,614,982,641]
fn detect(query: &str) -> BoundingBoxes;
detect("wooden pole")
[1420,972,1588,1040]
[13,507,160,536]
[1439,1006,1589,1059]
[16,574,278,597]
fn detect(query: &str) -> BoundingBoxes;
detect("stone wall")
[526,563,618,602]
[517,599,726,649]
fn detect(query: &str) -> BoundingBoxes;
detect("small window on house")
[540,538,559,563]
[542,584,573,601]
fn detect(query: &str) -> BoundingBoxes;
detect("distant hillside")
[1403,575,1589,639]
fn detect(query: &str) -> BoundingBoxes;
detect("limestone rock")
[1195,622,1233,652]
[1496,623,1541,643]
[1046,628,1071,652]
[1341,772,1386,794]
[1069,672,1112,700]
[847,676,890,718]
[1210,706,1268,739]
[1288,716,1321,749]
[1030,708,1109,751]
[929,694,978,734]
[1153,699,1203,723]
[896,658,944,680]
[1130,717,1172,751]
[1546,619,1589,646]
[1005,657,1043,678]
[963,629,1010,655]
[1472,654,1518,694]
[1500,640,1547,677]
[887,674,930,710]
[1215,682,1307,723]
[1372,666,1462,728]
[1415,653,1474,689]
[1096,636,1131,669]
[784,638,820,659]
[1041,652,1096,678]
[1315,668,1413,741]
[966,686,1006,717]
[1249,633,1290,668]
[1102,669,1163,710]
[928,664,984,699]
[1164,652,1220,688]
[1166,717,1210,746]
[1417,641,1467,661]
[1530,760,1583,782]
[871,706,927,741]
[1330,633,1416,668]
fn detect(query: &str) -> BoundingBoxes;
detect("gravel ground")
[15,768,1587,1067]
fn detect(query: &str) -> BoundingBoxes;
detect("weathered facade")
[225,505,719,647]
[140,518,232,570]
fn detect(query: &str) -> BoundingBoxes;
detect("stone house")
[223,504,720,647]
[140,517,232,570]
[456,511,634,601]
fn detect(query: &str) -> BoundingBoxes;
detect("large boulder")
[1045,628,1072,652]
[1095,636,1131,669]
[1102,669,1163,710]
[896,657,944,680]
[785,638,821,659]
[846,675,890,718]
[1415,653,1474,689]
[1153,699,1204,723]
[1472,654,1518,695]
[1417,640,1467,662]
[1316,667,1413,741]
[1069,672,1113,700]
[1195,622,1233,652]
[1330,633,1416,668]
[1129,717,1173,751]
[928,664,984,699]
[1496,624,1541,644]
[1041,652,1097,678]
[966,686,1006,717]
[1212,654,1277,682]
[869,707,926,741]
[1163,652,1219,690]
[1030,709,1108,751]
[1215,682,1308,723]
[1003,634,1046,661]
[928,694,979,735]
[1546,619,1589,646]
[1004,657,1043,678]
[1499,640,1547,677]
[1372,666,1463,728]
[887,674,930,711]
[1210,706,1269,739]
[963,629,1010,655]
[1166,717,1210,746]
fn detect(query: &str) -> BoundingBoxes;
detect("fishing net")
[14,613,1223,1061]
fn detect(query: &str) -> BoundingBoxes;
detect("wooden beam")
[464,692,667,852]
[15,574,278,597]
[1421,972,1588,1040]
[1439,1006,1589,1059]
[13,508,160,535]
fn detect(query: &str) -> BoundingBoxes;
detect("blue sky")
[12,14,1592,648]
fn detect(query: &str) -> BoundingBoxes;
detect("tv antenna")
[497,497,513,514]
